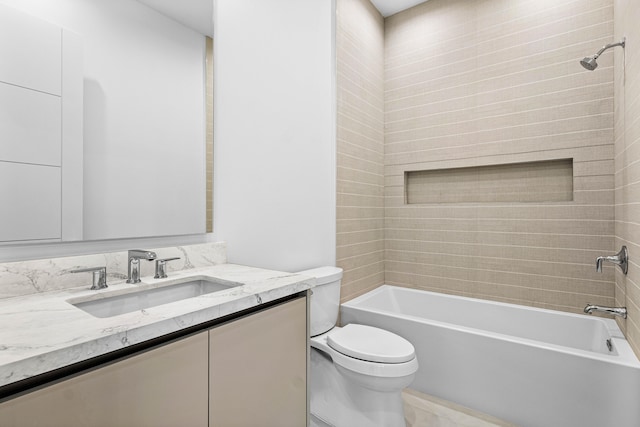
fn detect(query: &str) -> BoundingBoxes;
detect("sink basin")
[71,278,239,318]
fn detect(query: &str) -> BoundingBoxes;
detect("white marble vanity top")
[0,263,314,388]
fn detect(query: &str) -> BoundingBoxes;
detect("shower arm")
[593,40,626,59]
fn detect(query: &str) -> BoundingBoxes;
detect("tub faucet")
[584,304,627,319]
[126,249,157,283]
[596,246,628,274]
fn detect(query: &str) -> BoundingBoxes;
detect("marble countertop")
[0,264,314,389]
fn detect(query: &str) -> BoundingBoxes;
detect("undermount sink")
[71,277,240,318]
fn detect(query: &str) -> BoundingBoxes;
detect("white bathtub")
[340,285,640,427]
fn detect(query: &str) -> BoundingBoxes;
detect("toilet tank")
[297,266,343,336]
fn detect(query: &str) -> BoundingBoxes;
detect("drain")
[606,338,613,352]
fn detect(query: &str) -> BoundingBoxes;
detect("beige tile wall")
[384,0,616,313]
[336,0,385,302]
[614,0,640,357]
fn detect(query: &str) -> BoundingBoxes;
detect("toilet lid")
[327,324,415,363]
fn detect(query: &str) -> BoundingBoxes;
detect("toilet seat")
[310,326,419,378]
[327,324,415,363]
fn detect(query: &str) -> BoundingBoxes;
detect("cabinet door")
[209,297,307,427]
[0,331,209,427]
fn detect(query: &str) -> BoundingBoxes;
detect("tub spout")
[584,304,627,319]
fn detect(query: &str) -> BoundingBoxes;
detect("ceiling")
[135,0,428,36]
[136,0,213,36]
[370,0,430,17]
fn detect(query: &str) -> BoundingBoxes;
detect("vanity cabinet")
[0,295,308,427]
[209,297,307,427]
[0,332,209,427]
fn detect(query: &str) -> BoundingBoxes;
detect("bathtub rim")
[341,285,640,368]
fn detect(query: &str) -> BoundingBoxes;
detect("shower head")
[580,38,626,71]
[580,56,598,70]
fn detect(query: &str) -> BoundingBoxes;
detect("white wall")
[213,0,337,272]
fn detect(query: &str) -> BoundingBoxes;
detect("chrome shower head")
[580,56,598,70]
[580,38,626,71]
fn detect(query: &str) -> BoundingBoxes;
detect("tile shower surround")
[336,0,386,302]
[383,0,615,314]
[337,0,617,317]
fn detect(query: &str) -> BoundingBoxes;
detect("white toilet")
[299,267,418,427]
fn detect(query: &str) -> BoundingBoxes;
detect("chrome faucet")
[584,304,627,319]
[126,249,157,283]
[596,246,628,274]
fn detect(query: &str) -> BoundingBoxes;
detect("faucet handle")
[70,266,108,290]
[596,246,628,274]
[154,257,181,279]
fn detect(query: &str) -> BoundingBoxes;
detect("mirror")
[0,0,213,243]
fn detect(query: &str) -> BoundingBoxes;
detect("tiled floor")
[403,389,518,427]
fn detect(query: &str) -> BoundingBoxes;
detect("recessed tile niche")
[405,159,573,204]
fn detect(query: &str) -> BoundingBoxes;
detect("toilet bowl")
[298,267,418,427]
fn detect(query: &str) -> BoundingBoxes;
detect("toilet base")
[310,348,412,427]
